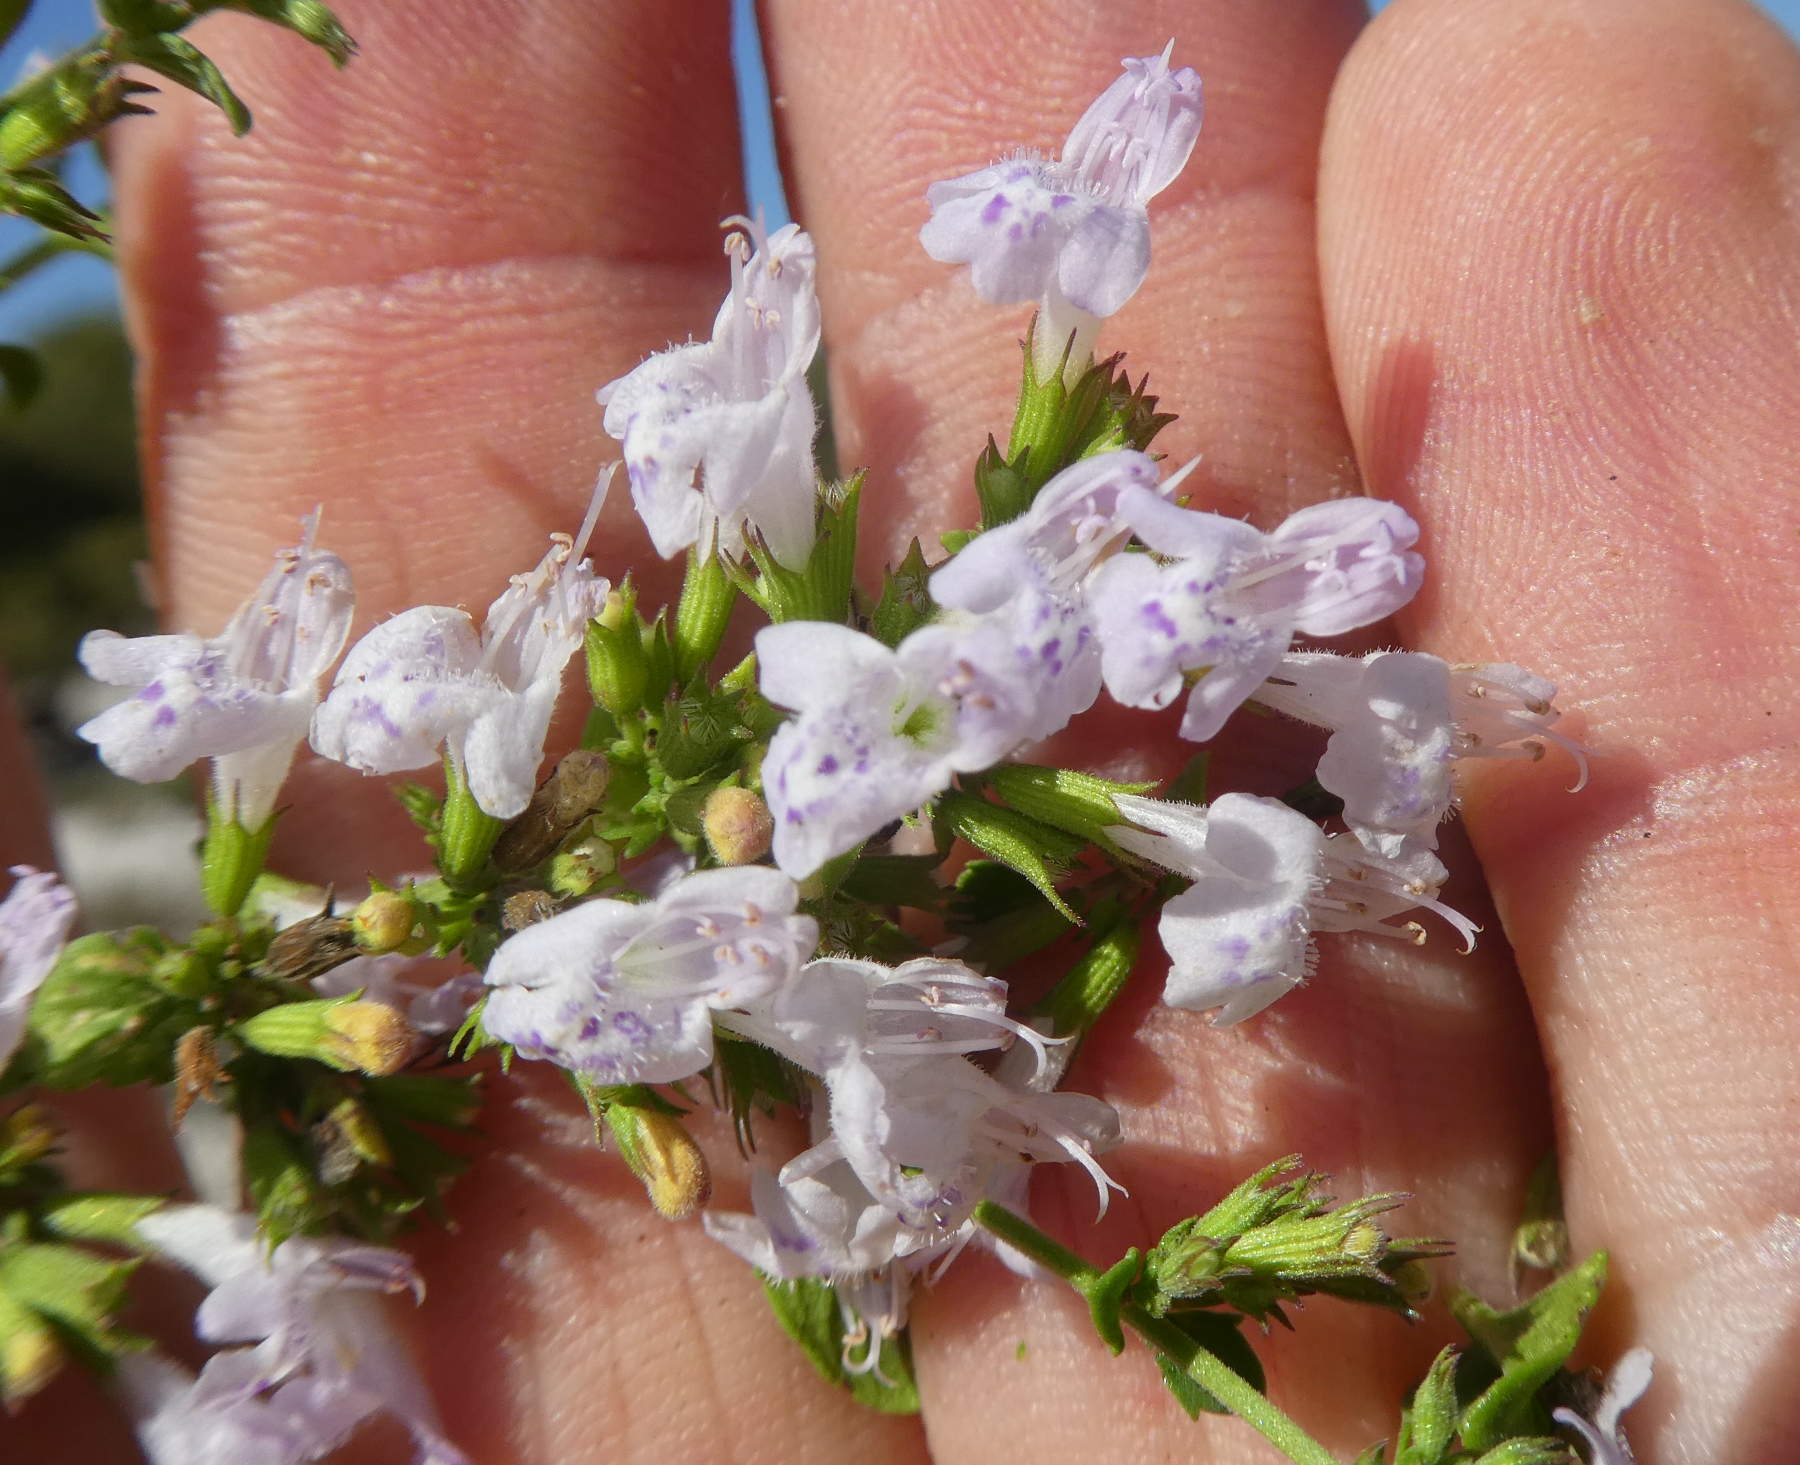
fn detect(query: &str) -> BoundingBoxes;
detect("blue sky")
[5,0,1800,337]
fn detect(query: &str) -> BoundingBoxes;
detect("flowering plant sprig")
[0,36,1650,1465]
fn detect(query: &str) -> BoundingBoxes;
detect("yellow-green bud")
[0,1304,64,1412]
[0,1104,58,1171]
[237,996,416,1076]
[610,1108,712,1221]
[350,891,416,953]
[701,787,774,866]
[547,834,618,898]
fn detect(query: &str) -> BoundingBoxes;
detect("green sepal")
[947,860,1075,970]
[438,754,504,884]
[742,473,862,625]
[708,1031,810,1154]
[0,342,41,408]
[1467,1439,1577,1465]
[672,548,736,682]
[759,1275,920,1414]
[863,537,934,648]
[1033,908,1140,1039]
[1153,1310,1267,1418]
[1512,1152,1570,1278]
[983,763,1154,848]
[110,29,251,133]
[1453,1251,1608,1451]
[836,853,944,912]
[1394,1346,1461,1465]
[15,929,195,1089]
[201,797,277,917]
[586,579,651,717]
[936,789,1085,923]
[242,1120,328,1246]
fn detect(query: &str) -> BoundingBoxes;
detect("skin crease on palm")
[4,0,1796,1460]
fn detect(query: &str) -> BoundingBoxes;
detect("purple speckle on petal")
[1141,600,1180,638]
[578,1016,602,1041]
[152,705,178,729]
[816,754,839,776]
[980,193,1009,225]
[137,680,166,702]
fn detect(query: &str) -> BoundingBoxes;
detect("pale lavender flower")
[1256,651,1589,858]
[1554,1347,1655,1465]
[310,483,610,820]
[758,604,1097,878]
[1091,490,1424,742]
[599,217,820,567]
[481,865,816,1085]
[719,954,1063,1079]
[132,1205,463,1465]
[921,44,1202,365]
[78,514,354,827]
[1110,792,1478,1024]
[823,1048,1121,1239]
[930,450,1172,614]
[0,866,76,1066]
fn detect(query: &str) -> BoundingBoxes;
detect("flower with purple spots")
[757,603,1097,878]
[1256,650,1589,859]
[1090,489,1425,742]
[1109,792,1478,1024]
[77,514,355,827]
[920,44,1202,366]
[599,217,820,567]
[310,482,610,820]
[481,865,817,1085]
[126,1204,463,1465]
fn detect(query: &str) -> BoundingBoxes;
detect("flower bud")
[0,1104,58,1173]
[350,891,417,953]
[701,787,774,866]
[547,835,618,898]
[0,1304,64,1412]
[608,1107,712,1221]
[236,996,416,1076]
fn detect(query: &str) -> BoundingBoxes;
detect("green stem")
[971,1203,1339,1465]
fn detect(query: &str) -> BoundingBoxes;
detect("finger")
[108,0,750,881]
[107,5,929,1462]
[762,0,1366,565]
[1320,0,1800,1457]
[760,3,1551,1459]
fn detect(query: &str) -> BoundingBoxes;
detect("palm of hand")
[26,1,1800,1462]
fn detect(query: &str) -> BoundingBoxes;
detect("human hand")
[27,1,1800,1461]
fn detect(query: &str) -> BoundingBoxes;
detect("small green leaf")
[1081,1248,1141,1355]
[760,1276,920,1413]
[1453,1251,1608,1450]
[17,929,194,1089]
[37,1194,166,1250]
[936,789,1085,923]
[0,343,42,408]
